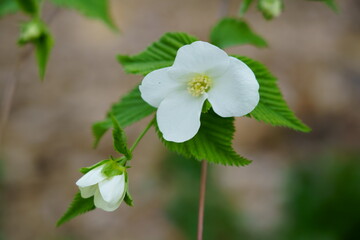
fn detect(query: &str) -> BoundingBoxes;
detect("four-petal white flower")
[76,164,126,212]
[139,41,260,143]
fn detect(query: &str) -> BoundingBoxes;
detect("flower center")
[187,75,212,97]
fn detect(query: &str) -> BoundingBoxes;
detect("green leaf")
[111,114,132,159]
[157,109,252,166]
[92,86,156,147]
[307,0,339,13]
[57,192,95,226]
[49,0,117,30]
[0,0,19,17]
[233,55,311,132]
[34,31,54,80]
[238,0,254,16]
[117,32,198,75]
[210,17,267,49]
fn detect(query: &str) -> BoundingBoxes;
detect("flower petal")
[79,185,97,198]
[157,90,206,142]
[208,57,259,117]
[94,188,122,212]
[76,165,106,188]
[171,41,230,78]
[98,174,126,205]
[139,67,183,107]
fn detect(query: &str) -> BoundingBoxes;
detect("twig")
[0,7,60,148]
[197,160,208,240]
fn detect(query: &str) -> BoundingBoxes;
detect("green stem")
[129,118,155,153]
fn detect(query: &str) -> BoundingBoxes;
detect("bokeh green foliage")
[159,152,360,240]
[278,152,360,240]
[160,154,250,240]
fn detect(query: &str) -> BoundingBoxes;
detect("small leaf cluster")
[0,0,117,80]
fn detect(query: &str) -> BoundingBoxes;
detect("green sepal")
[34,31,54,80]
[101,161,125,178]
[123,172,133,206]
[210,17,268,49]
[156,109,252,167]
[201,100,212,113]
[111,114,132,159]
[79,159,109,174]
[124,191,134,207]
[56,192,95,227]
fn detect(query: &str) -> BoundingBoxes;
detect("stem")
[197,160,208,240]
[129,118,155,153]
[0,47,31,147]
[196,1,229,239]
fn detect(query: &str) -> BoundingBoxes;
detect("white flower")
[76,164,126,212]
[139,41,259,143]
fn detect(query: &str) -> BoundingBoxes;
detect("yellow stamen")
[187,75,212,97]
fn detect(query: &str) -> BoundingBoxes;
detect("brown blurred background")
[0,0,359,239]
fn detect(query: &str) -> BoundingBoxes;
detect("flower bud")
[258,0,283,20]
[18,20,44,45]
[76,161,128,211]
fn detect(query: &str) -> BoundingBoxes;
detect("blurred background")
[0,0,359,239]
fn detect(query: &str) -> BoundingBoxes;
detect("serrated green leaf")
[34,31,54,80]
[307,0,339,13]
[210,17,267,49]
[0,0,19,17]
[79,159,109,174]
[238,0,254,16]
[92,86,156,147]
[233,55,311,132]
[111,114,132,159]
[16,0,39,17]
[117,32,198,75]
[49,0,117,30]
[157,109,252,166]
[57,192,95,226]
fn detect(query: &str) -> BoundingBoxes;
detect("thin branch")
[197,160,208,240]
